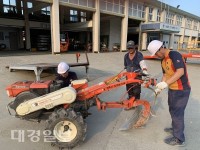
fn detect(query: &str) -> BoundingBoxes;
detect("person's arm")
[138,53,147,70]
[165,68,184,85]
[156,52,184,91]
[73,72,78,80]
[162,74,167,82]
[139,60,147,70]
[124,54,127,68]
[124,54,127,69]
[164,52,184,85]
[70,72,78,80]
[156,68,184,93]
[55,74,60,81]
[138,53,148,74]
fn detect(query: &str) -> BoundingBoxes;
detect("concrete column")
[145,6,149,23]
[194,37,198,48]
[51,0,60,54]
[181,16,187,42]
[174,14,177,25]
[152,7,157,22]
[141,32,147,50]
[23,0,31,50]
[92,0,100,53]
[180,35,184,42]
[188,36,192,42]
[160,9,166,22]
[169,33,174,49]
[188,36,192,48]
[120,0,129,52]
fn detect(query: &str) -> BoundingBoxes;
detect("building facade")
[0,0,200,53]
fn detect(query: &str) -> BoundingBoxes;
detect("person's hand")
[154,88,162,95]
[154,81,168,95]
[156,81,168,90]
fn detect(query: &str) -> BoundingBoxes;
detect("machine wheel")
[46,108,87,149]
[13,91,42,119]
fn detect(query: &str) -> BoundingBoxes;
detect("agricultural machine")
[6,71,156,149]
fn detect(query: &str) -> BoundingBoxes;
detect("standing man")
[124,40,148,100]
[55,62,78,87]
[147,40,191,146]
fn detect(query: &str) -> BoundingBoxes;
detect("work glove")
[142,70,149,75]
[154,81,168,95]
[154,88,162,95]
[156,81,168,90]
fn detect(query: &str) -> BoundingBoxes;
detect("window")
[193,21,198,30]
[3,0,17,13]
[138,4,145,18]
[41,6,50,15]
[185,18,192,29]
[157,9,161,22]
[80,11,86,22]
[27,2,32,8]
[21,1,33,15]
[100,0,124,14]
[176,15,183,26]
[148,7,153,21]
[166,12,175,25]
[70,10,78,22]
[129,1,145,19]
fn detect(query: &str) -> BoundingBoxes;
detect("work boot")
[164,136,185,147]
[164,127,173,134]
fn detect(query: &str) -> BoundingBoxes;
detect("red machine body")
[5,71,157,149]
[6,80,52,97]
[71,72,156,121]
[6,72,156,110]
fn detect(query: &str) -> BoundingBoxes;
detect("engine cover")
[16,86,76,116]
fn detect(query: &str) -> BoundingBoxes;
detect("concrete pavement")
[0,51,200,150]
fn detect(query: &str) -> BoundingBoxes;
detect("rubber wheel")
[46,108,87,149]
[13,91,42,119]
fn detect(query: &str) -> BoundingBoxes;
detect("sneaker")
[164,136,185,147]
[164,127,173,134]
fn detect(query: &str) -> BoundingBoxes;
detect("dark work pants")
[126,83,141,99]
[168,89,191,142]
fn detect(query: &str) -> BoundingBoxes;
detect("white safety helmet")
[57,62,70,74]
[147,40,163,56]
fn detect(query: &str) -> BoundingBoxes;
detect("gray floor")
[0,51,200,150]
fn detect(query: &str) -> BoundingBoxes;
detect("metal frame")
[8,53,89,81]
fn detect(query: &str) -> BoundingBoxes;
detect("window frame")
[70,9,78,22]
[3,0,17,14]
